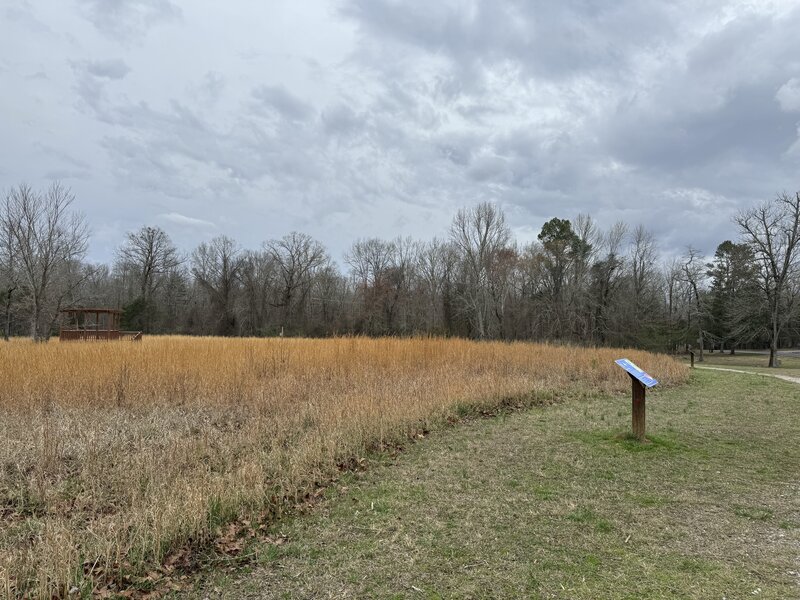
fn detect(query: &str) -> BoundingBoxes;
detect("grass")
[689,350,800,377]
[196,369,800,599]
[0,337,686,597]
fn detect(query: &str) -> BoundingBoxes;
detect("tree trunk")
[698,329,704,362]
[769,307,779,367]
[30,303,41,342]
[3,287,13,341]
[474,304,485,339]
[769,335,778,368]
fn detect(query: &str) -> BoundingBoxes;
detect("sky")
[2,0,800,265]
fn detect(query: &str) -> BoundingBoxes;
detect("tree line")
[3,182,800,363]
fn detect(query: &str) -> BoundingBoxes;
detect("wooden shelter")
[59,308,142,341]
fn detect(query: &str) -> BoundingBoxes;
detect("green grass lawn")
[689,350,800,377]
[192,370,800,599]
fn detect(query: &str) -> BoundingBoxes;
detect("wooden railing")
[59,329,143,342]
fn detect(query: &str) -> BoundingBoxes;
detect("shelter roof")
[61,307,123,315]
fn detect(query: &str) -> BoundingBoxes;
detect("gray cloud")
[192,71,225,105]
[322,103,361,137]
[85,59,131,80]
[77,0,181,39]
[4,1,56,36]
[252,85,315,122]
[342,0,681,82]
[2,0,800,263]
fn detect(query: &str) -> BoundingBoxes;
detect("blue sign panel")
[615,358,659,388]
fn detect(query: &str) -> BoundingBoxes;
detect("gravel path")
[695,365,800,385]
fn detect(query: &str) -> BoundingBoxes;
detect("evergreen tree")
[707,241,757,352]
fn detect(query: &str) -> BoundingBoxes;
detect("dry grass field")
[0,336,687,597]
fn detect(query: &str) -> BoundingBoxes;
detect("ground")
[187,369,800,600]
[692,349,800,377]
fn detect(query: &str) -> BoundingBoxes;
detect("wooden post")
[631,375,646,441]
[689,351,695,368]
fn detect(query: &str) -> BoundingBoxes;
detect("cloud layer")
[1,0,799,262]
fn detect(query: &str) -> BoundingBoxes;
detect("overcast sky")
[2,0,800,264]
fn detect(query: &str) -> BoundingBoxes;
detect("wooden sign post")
[615,359,659,442]
[631,376,646,440]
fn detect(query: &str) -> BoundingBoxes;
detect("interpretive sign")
[614,358,658,388]
[615,358,658,441]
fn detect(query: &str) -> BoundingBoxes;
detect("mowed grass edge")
[0,337,686,597]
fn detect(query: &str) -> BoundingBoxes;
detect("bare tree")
[416,238,451,332]
[0,195,19,340]
[663,257,683,326]
[239,249,277,335]
[569,214,597,339]
[191,236,243,335]
[589,222,627,344]
[267,232,327,332]
[2,182,89,341]
[629,225,658,316]
[516,242,547,338]
[385,237,419,333]
[346,237,396,333]
[117,226,182,300]
[487,245,518,338]
[680,247,709,362]
[735,192,800,367]
[572,214,598,287]
[310,263,348,333]
[117,226,184,332]
[449,202,512,338]
[346,238,392,286]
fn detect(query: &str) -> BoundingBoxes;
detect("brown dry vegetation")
[0,336,687,597]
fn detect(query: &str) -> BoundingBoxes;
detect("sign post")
[631,376,646,440]
[614,359,658,442]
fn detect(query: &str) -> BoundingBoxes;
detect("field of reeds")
[0,336,687,597]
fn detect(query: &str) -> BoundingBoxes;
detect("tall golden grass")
[0,336,687,597]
